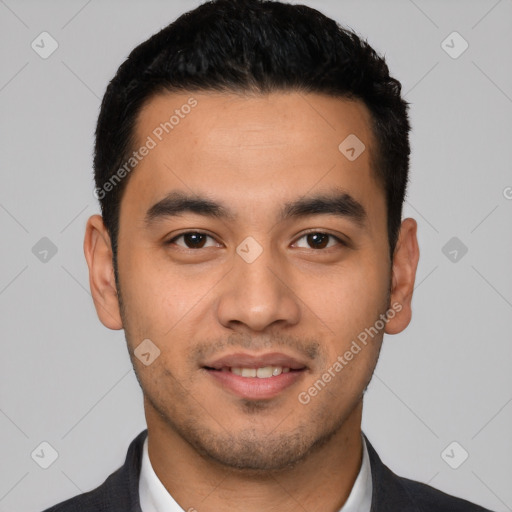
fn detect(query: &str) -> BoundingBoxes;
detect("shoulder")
[363,434,495,512]
[40,465,124,512]
[39,429,147,512]
[398,474,494,511]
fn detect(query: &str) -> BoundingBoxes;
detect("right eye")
[166,231,221,249]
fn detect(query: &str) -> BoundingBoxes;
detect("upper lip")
[203,352,309,370]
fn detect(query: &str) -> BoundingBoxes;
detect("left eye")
[293,232,344,250]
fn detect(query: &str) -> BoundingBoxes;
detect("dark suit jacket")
[41,429,494,511]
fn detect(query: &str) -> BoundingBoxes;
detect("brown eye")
[293,232,345,250]
[167,232,218,249]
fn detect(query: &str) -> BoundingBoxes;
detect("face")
[85,91,419,472]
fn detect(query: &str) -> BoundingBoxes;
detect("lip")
[205,367,306,400]
[203,351,309,371]
[202,351,309,400]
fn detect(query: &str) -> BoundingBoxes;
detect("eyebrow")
[144,188,367,228]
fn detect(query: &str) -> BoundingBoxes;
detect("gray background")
[1,0,511,510]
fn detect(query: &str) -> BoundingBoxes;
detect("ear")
[385,217,420,335]
[83,214,123,330]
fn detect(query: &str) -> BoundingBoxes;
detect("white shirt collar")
[138,434,183,512]
[139,433,372,512]
[340,433,373,512]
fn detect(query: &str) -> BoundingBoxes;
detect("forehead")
[122,91,383,225]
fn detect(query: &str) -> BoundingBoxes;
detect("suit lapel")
[103,429,147,511]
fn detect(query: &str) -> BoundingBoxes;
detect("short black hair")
[94,0,410,276]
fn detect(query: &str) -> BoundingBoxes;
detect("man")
[42,0,494,510]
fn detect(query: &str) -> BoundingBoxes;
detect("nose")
[215,241,301,333]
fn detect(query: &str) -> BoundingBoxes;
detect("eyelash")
[165,230,348,250]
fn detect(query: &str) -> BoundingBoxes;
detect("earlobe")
[385,218,420,335]
[83,214,123,330]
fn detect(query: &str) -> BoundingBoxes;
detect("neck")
[144,399,364,512]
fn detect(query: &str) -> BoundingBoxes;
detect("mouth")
[202,352,309,400]
[207,365,295,378]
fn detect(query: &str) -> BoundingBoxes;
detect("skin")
[84,91,419,512]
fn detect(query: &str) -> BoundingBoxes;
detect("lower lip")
[205,369,306,400]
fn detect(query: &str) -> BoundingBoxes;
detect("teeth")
[256,366,273,378]
[241,368,257,378]
[229,366,290,378]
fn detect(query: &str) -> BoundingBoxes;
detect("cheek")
[308,259,389,329]
[118,245,226,343]
[305,255,389,376]
[116,244,185,335]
